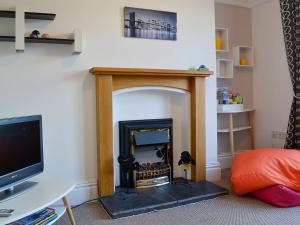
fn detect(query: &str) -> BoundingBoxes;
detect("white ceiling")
[215,0,272,8]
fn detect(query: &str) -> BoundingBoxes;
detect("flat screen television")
[0,115,44,197]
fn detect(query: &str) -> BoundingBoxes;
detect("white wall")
[252,0,292,148]
[0,0,218,204]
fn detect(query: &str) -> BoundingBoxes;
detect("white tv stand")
[0,177,77,225]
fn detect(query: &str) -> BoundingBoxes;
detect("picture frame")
[124,7,177,41]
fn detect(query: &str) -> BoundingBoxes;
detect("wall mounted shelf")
[0,36,74,45]
[217,108,254,114]
[216,28,229,52]
[25,37,74,45]
[236,65,253,68]
[0,5,82,53]
[233,46,254,67]
[0,36,15,42]
[218,126,252,133]
[0,10,56,20]
[216,59,233,79]
[218,150,249,158]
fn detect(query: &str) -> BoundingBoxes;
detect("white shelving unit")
[218,126,252,133]
[216,59,233,79]
[217,109,255,156]
[216,28,229,52]
[233,46,253,67]
[217,108,254,114]
[218,150,249,158]
[217,104,244,112]
[15,5,25,52]
[216,23,255,169]
[72,29,83,54]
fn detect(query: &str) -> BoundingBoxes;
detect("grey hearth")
[100,180,228,218]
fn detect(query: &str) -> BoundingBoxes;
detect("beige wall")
[252,0,292,148]
[215,3,253,167]
[216,0,291,156]
[215,3,253,109]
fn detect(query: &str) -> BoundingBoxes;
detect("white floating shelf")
[218,150,250,158]
[72,29,82,54]
[237,65,253,68]
[216,49,228,53]
[217,126,252,133]
[15,5,25,52]
[9,4,83,53]
[217,59,233,79]
[233,46,254,67]
[217,104,244,112]
[216,28,229,52]
[217,109,255,114]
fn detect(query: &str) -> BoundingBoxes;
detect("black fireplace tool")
[117,154,139,199]
[175,151,195,187]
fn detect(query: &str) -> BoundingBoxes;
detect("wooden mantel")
[90,67,212,77]
[90,67,213,197]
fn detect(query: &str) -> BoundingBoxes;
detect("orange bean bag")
[231,148,300,195]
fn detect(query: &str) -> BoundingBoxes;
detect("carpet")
[56,195,300,225]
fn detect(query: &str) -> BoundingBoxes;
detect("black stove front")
[118,119,173,188]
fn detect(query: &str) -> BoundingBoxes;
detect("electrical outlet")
[272,131,286,148]
[272,131,286,140]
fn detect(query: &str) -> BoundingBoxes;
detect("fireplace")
[90,68,229,218]
[90,67,212,196]
[119,119,173,188]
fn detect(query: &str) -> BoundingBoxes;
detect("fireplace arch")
[113,87,190,187]
[113,86,189,96]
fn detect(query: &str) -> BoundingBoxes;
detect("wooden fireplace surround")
[90,67,213,196]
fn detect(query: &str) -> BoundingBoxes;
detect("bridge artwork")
[124,7,177,41]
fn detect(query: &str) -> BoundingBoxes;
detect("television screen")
[0,115,43,191]
[0,120,42,176]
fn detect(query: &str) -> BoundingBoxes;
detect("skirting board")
[218,154,233,169]
[67,181,98,206]
[206,162,221,182]
[67,163,221,206]
[218,151,253,169]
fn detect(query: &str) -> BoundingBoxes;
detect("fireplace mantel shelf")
[90,67,213,197]
[89,67,213,77]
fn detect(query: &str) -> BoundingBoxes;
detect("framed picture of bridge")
[124,7,177,41]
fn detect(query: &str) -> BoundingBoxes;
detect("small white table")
[0,177,77,225]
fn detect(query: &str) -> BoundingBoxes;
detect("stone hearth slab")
[160,180,228,205]
[99,181,228,219]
